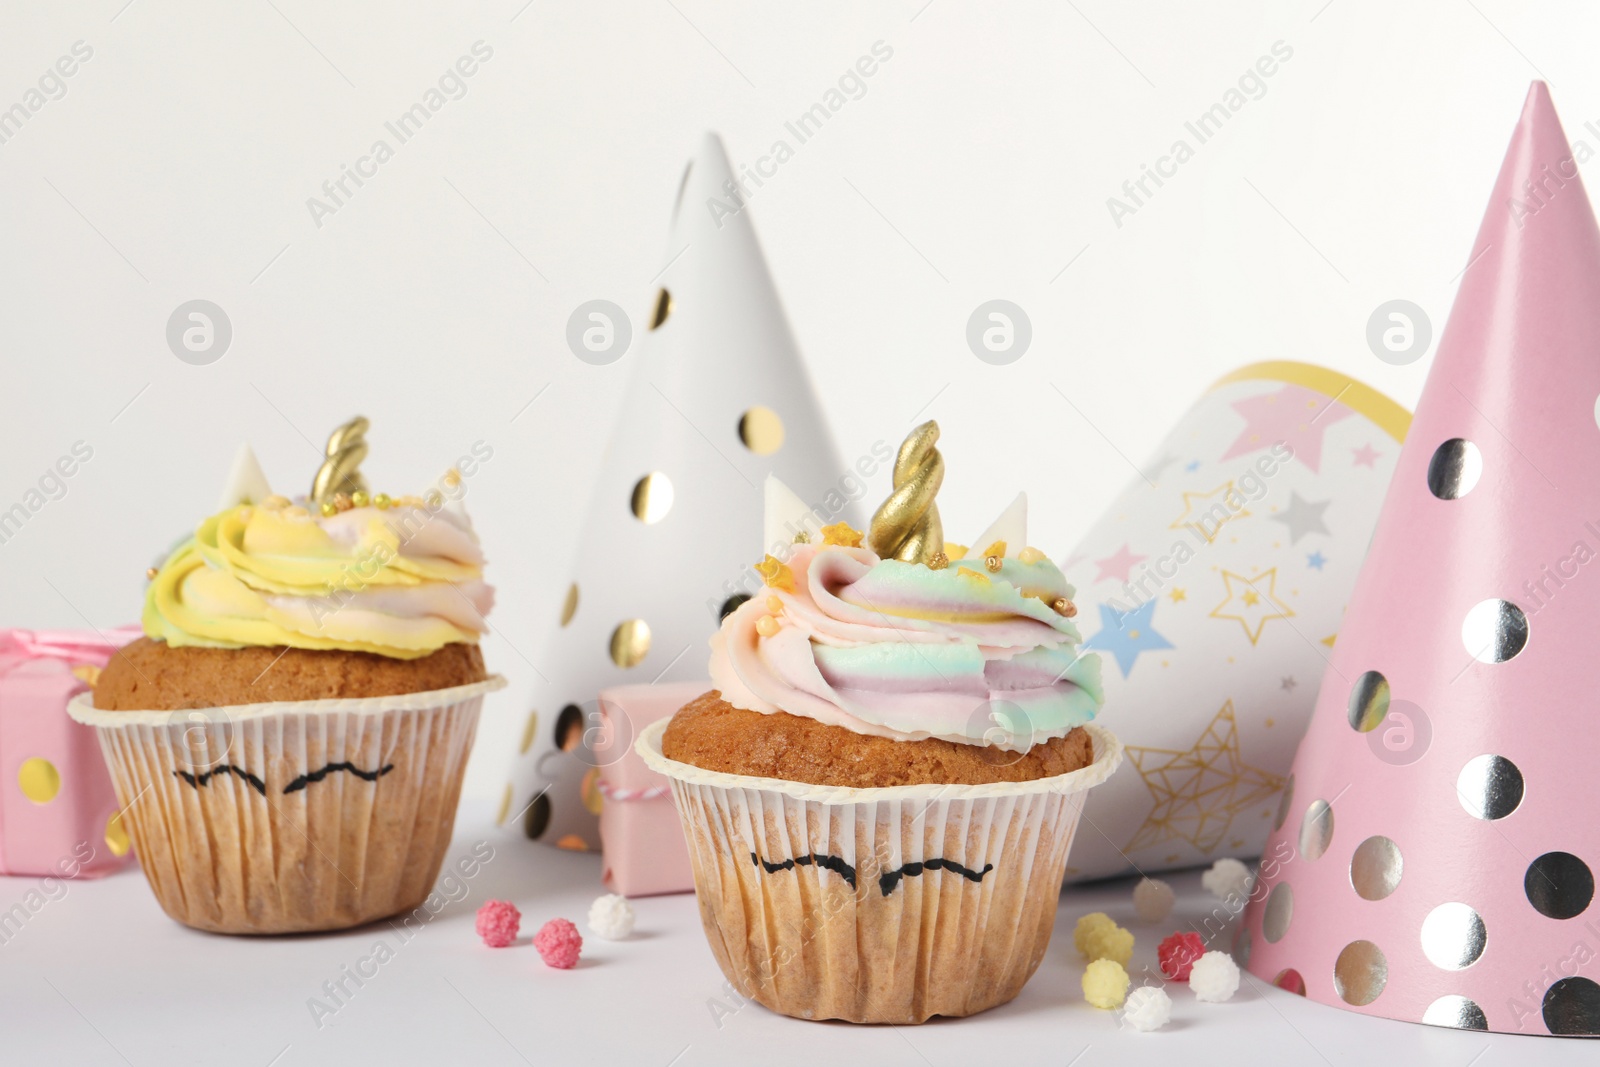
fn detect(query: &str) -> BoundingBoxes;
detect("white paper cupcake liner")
[637,720,1122,1022]
[69,677,504,934]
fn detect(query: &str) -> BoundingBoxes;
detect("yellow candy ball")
[1073,912,1116,957]
[1083,923,1135,966]
[1082,959,1131,1010]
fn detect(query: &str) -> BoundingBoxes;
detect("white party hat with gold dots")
[505,133,855,852]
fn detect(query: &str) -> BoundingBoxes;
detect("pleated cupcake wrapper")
[67,677,504,934]
[636,721,1122,1023]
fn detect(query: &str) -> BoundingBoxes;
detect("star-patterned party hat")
[1060,360,1410,881]
[503,133,855,852]
[1243,83,1600,1037]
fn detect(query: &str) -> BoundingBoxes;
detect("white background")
[2,2,1596,1060]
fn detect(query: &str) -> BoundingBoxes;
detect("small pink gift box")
[0,628,141,878]
[593,682,706,897]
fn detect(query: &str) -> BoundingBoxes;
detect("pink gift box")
[593,681,706,897]
[0,628,141,878]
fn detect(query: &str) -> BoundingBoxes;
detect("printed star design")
[1083,599,1174,678]
[1352,443,1381,468]
[1209,568,1296,645]
[1281,676,1297,691]
[1184,459,1201,472]
[1221,384,1353,473]
[1125,701,1286,855]
[1092,543,1147,584]
[1169,587,1187,603]
[1268,492,1331,544]
[1170,482,1251,544]
[1141,453,1179,481]
[1306,551,1327,570]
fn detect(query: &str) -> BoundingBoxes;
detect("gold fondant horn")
[869,420,944,564]
[311,416,370,503]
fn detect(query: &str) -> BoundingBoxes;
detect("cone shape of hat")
[504,134,855,852]
[1244,83,1600,1036]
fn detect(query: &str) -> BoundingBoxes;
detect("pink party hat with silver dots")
[1243,82,1600,1036]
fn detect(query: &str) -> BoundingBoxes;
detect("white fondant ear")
[218,444,272,509]
[965,492,1027,558]
[763,474,819,553]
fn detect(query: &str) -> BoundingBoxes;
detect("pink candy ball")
[533,918,583,969]
[475,900,521,948]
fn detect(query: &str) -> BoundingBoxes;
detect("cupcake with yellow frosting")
[70,420,504,934]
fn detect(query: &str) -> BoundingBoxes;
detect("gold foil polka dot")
[1350,835,1404,901]
[496,783,513,826]
[609,619,651,668]
[1461,598,1528,663]
[1273,969,1306,996]
[649,287,673,330]
[524,792,551,839]
[1456,754,1523,821]
[1543,976,1600,1036]
[581,767,603,815]
[1525,852,1594,920]
[1333,940,1388,1005]
[1347,671,1390,733]
[1299,799,1334,861]
[1274,773,1294,831]
[1420,902,1487,970]
[519,710,539,756]
[104,811,130,856]
[1263,882,1293,943]
[630,472,674,524]
[560,583,579,627]
[17,758,61,804]
[738,406,784,455]
[718,594,751,622]
[1426,438,1483,500]
[1422,994,1487,1030]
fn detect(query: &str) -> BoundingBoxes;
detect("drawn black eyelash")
[749,851,996,896]
[172,761,395,797]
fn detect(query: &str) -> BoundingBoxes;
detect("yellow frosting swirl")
[144,502,494,659]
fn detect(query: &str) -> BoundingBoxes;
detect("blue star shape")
[1306,551,1327,570]
[1083,599,1174,678]
[1184,459,1201,472]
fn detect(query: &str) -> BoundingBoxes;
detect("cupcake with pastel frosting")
[640,423,1122,1023]
[73,421,504,934]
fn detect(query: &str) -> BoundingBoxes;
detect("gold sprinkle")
[373,493,392,510]
[755,615,780,638]
[145,566,159,580]
[443,468,462,487]
[766,596,783,613]
[332,492,353,512]
[793,531,811,544]
[755,554,795,592]
[956,566,991,585]
[1053,597,1078,618]
[944,542,969,559]
[981,541,1007,559]
[927,551,949,571]
[319,502,337,517]
[261,494,291,510]
[1018,546,1046,564]
[984,554,1003,573]
[821,521,864,548]
[351,490,370,508]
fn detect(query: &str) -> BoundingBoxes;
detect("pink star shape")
[1352,443,1381,468]
[1093,542,1146,584]
[1220,384,1353,474]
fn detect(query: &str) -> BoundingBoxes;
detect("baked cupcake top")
[143,420,494,660]
[709,424,1102,751]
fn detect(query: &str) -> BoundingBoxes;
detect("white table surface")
[1,795,1591,1067]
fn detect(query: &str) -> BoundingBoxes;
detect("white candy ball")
[1190,950,1241,1003]
[1200,857,1253,901]
[1132,877,1175,924]
[587,893,636,940]
[1121,986,1173,1031]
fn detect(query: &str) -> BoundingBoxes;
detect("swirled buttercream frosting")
[709,542,1102,750]
[144,499,493,659]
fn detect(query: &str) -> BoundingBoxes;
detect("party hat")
[503,134,859,851]
[1243,83,1600,1037]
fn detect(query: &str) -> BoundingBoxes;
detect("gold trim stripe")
[1209,361,1410,443]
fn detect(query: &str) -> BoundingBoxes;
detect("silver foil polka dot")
[1461,598,1528,663]
[1274,968,1306,996]
[1525,852,1595,920]
[1543,976,1600,1036]
[1347,671,1390,733]
[1334,940,1388,1006]
[1234,925,1252,967]
[1350,836,1404,901]
[1426,438,1482,500]
[1263,882,1293,943]
[1420,902,1487,970]
[1300,799,1334,861]
[1456,754,1524,821]
[1423,994,1488,1030]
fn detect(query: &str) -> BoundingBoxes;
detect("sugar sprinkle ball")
[1073,912,1134,966]
[1121,985,1173,1032]
[533,918,584,969]
[1132,877,1175,924]
[1157,931,1206,981]
[1082,959,1131,1010]
[1200,857,1253,901]
[474,900,521,948]
[1190,950,1241,1003]
[587,894,636,941]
